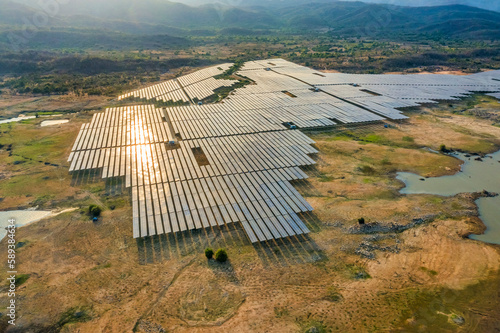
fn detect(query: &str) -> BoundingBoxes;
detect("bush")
[91,206,101,217]
[15,274,30,286]
[325,286,344,302]
[88,204,97,213]
[380,158,391,165]
[215,248,228,263]
[358,165,376,175]
[439,144,448,152]
[89,205,102,217]
[358,217,365,225]
[205,248,214,259]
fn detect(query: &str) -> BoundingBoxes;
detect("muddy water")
[396,150,500,245]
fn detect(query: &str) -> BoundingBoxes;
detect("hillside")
[9,0,279,29]
[1,0,500,40]
[0,0,36,26]
[0,0,499,52]
[278,3,500,38]
[0,29,189,51]
[174,0,500,13]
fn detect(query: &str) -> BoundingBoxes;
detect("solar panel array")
[118,63,237,103]
[70,59,500,243]
[69,104,316,242]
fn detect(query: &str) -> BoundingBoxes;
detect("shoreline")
[0,208,78,241]
[395,149,500,246]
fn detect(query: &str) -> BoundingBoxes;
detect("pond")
[0,116,36,125]
[0,210,52,240]
[397,150,500,245]
[40,119,69,127]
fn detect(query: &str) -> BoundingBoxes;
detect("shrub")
[15,274,30,286]
[325,286,344,302]
[439,144,448,152]
[358,165,376,175]
[88,204,97,214]
[347,264,371,280]
[89,205,102,217]
[215,248,228,263]
[358,217,365,225]
[205,248,214,259]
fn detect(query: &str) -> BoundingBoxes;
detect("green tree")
[215,248,228,263]
[89,204,102,217]
[205,248,214,260]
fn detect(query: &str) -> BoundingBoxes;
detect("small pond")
[40,119,69,127]
[397,150,500,245]
[0,210,52,240]
[0,116,36,125]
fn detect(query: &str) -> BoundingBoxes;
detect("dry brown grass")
[1,99,500,332]
[0,93,111,120]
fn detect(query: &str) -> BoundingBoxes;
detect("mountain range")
[0,0,499,47]
[175,0,500,13]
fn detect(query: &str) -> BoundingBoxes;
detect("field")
[0,93,499,332]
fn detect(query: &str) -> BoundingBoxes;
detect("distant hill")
[0,0,36,25]
[1,0,499,43]
[175,0,500,12]
[343,0,500,13]
[9,0,279,29]
[0,29,188,51]
[278,3,500,38]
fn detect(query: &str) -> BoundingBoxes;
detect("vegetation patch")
[317,174,335,182]
[92,263,112,271]
[88,204,102,217]
[56,306,93,329]
[324,286,344,302]
[205,248,214,260]
[214,60,245,80]
[15,274,30,286]
[300,319,329,333]
[358,165,377,175]
[346,264,371,280]
[215,248,228,263]
[274,306,290,318]
[420,267,438,276]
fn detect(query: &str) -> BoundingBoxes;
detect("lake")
[397,150,500,245]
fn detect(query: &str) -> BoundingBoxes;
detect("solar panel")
[69,59,500,243]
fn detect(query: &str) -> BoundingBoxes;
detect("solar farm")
[69,59,500,243]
